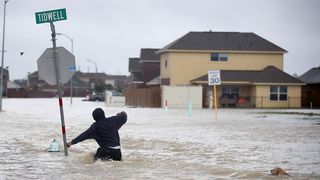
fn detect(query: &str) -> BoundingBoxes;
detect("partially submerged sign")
[208,70,220,121]
[36,8,70,156]
[208,70,221,85]
[35,8,67,24]
[37,47,75,85]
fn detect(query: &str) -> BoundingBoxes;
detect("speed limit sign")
[208,70,221,85]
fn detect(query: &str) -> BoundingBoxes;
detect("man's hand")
[66,142,72,148]
[117,111,126,116]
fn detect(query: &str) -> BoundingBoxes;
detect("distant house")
[157,31,305,108]
[6,80,25,98]
[75,71,114,88]
[140,48,160,85]
[191,66,304,108]
[27,71,46,90]
[107,75,129,92]
[13,79,28,88]
[8,70,127,98]
[64,72,91,97]
[21,71,90,97]
[7,80,21,89]
[299,66,320,108]
[125,49,161,107]
[128,57,143,88]
[128,48,160,88]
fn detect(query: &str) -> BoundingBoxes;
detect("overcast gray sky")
[1,0,320,80]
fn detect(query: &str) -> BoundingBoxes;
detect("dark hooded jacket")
[71,108,127,148]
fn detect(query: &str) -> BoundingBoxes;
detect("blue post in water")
[188,99,192,116]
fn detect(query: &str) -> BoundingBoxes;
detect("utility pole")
[0,0,10,111]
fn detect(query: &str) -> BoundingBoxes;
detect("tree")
[93,81,105,93]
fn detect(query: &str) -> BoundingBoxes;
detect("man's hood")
[92,108,105,121]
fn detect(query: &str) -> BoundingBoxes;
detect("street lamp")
[0,0,10,111]
[56,33,74,105]
[56,33,73,53]
[86,59,97,74]
[86,59,98,92]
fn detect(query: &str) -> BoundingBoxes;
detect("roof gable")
[191,66,304,84]
[66,76,90,87]
[159,31,287,53]
[28,71,39,78]
[108,75,127,80]
[0,67,8,74]
[146,76,160,86]
[299,66,320,84]
[140,48,160,62]
[7,80,21,89]
[75,72,109,79]
[128,58,141,72]
[221,70,259,82]
[252,66,304,84]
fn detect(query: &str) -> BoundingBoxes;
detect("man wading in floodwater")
[67,108,127,161]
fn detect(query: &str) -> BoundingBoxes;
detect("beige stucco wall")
[161,85,202,108]
[288,86,302,108]
[160,53,170,79]
[239,85,251,97]
[160,51,283,85]
[254,85,301,108]
[202,84,301,108]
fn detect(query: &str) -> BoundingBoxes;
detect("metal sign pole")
[50,22,68,156]
[208,70,220,121]
[213,84,218,121]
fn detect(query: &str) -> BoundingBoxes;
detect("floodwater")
[0,98,319,179]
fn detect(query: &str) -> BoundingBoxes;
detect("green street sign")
[35,8,67,24]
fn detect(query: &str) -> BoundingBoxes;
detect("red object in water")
[238,98,246,104]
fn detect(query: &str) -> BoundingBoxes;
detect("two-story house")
[157,31,304,108]
[125,48,161,107]
[140,48,160,85]
[128,57,143,88]
[299,66,320,108]
[128,48,160,87]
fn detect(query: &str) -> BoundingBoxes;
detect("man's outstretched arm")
[67,123,97,148]
[116,111,127,128]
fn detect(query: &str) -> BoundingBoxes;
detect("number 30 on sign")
[208,70,221,85]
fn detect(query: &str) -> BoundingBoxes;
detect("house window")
[222,86,239,97]
[165,60,168,68]
[161,78,170,85]
[211,53,228,61]
[219,53,228,61]
[211,53,219,61]
[270,85,287,101]
[279,86,288,101]
[270,86,278,101]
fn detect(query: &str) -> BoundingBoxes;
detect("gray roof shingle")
[159,31,287,53]
[191,70,259,82]
[128,58,141,72]
[140,48,160,61]
[252,66,304,84]
[221,70,258,82]
[191,66,304,84]
[299,66,320,84]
